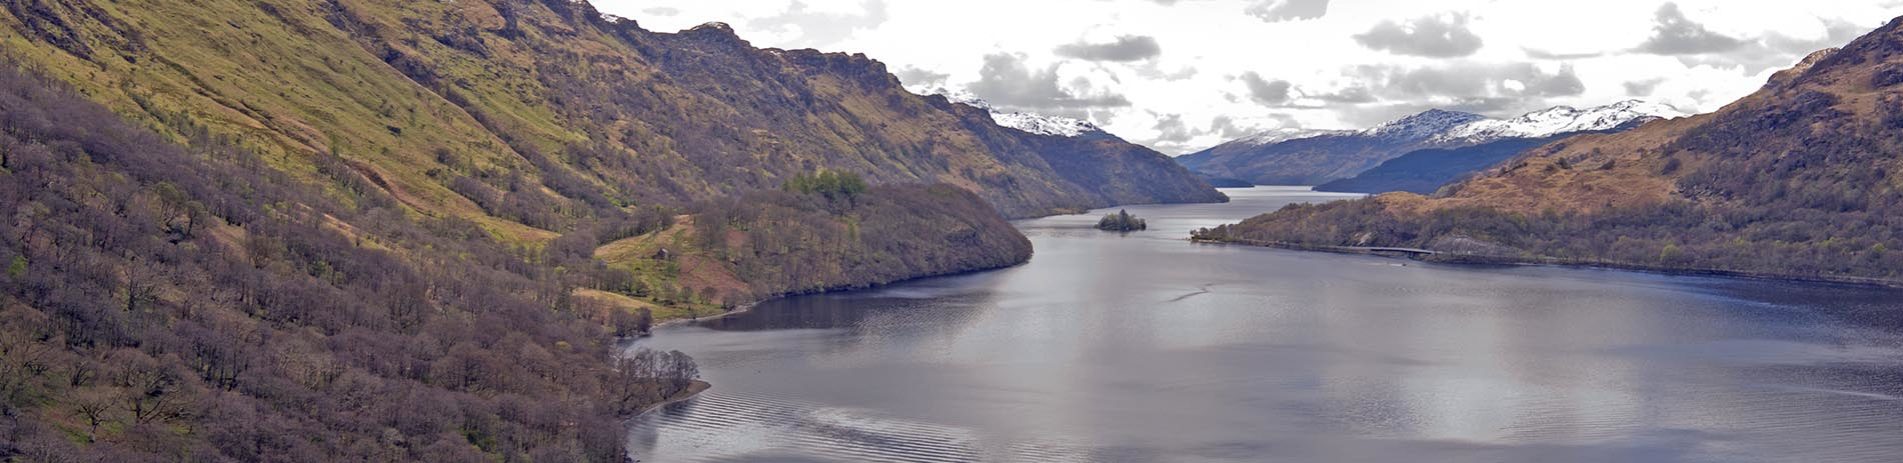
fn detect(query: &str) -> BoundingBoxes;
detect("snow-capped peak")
[1432,100,1683,144]
[1236,127,1351,146]
[1215,100,1684,152]
[1361,109,1490,140]
[916,86,1103,138]
[988,112,1100,138]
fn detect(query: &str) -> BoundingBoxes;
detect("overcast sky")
[595,0,1903,154]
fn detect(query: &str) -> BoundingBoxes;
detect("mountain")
[922,87,1228,207]
[1312,137,1560,194]
[0,1,1218,226]
[924,88,1109,138]
[1178,101,1679,185]
[1316,117,1659,194]
[1430,100,1682,144]
[0,0,1221,459]
[1195,17,1903,285]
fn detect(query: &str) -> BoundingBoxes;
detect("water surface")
[628,186,1903,462]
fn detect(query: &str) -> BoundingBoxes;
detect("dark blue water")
[627,187,1903,462]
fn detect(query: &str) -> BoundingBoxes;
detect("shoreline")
[631,380,713,417]
[652,302,759,329]
[1192,238,1903,290]
[643,195,1238,328]
[647,257,1034,328]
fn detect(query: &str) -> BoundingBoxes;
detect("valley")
[4,1,1902,462]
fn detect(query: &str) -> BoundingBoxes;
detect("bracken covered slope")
[0,62,696,462]
[1197,17,1903,284]
[0,0,1220,229]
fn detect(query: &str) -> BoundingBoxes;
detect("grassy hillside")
[0,0,1080,459]
[594,182,1033,318]
[0,63,711,461]
[0,0,1218,230]
[1196,17,1903,284]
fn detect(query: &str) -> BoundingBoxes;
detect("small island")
[1096,209,1148,232]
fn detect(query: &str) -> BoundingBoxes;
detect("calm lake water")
[626,186,1903,462]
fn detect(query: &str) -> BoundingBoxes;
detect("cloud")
[968,53,1131,111]
[1523,48,1605,60]
[1353,13,1484,57]
[1239,72,1291,105]
[1348,62,1584,100]
[746,1,889,49]
[1310,86,1378,104]
[893,66,949,88]
[1636,3,1746,55]
[1055,35,1162,62]
[1246,0,1329,22]
[1310,62,1586,125]
[641,7,680,16]
[1624,78,1664,96]
[1660,17,1868,73]
[1152,113,1194,143]
[1207,115,1256,139]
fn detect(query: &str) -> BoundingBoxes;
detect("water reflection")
[629,187,1903,462]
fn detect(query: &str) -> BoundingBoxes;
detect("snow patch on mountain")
[1221,100,1683,150]
[1360,109,1490,140]
[915,87,1104,138]
[1236,127,1352,146]
[1432,100,1683,144]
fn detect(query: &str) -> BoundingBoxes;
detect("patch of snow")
[1433,100,1683,144]
[914,86,1103,137]
[1236,127,1351,146]
[990,112,1099,137]
[1359,109,1489,141]
[1218,99,1683,151]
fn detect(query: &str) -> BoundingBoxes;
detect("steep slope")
[1315,117,1658,194]
[1197,17,1903,284]
[0,10,1052,461]
[0,0,1219,228]
[1180,102,1678,185]
[0,63,706,462]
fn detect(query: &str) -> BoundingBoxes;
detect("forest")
[687,174,1034,302]
[0,65,699,461]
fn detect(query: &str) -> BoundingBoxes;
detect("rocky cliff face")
[0,0,1219,226]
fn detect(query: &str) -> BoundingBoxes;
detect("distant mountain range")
[1177,100,1683,185]
[1197,16,1903,286]
[921,87,1110,138]
[1316,116,1658,194]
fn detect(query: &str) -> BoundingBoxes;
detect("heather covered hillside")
[0,64,701,461]
[0,0,1219,227]
[584,176,1034,320]
[1195,17,1903,284]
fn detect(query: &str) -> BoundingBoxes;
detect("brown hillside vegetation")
[0,64,704,461]
[588,182,1034,320]
[0,0,1220,228]
[0,0,1102,459]
[1197,17,1903,284]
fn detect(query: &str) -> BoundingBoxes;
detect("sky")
[593,0,1903,154]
